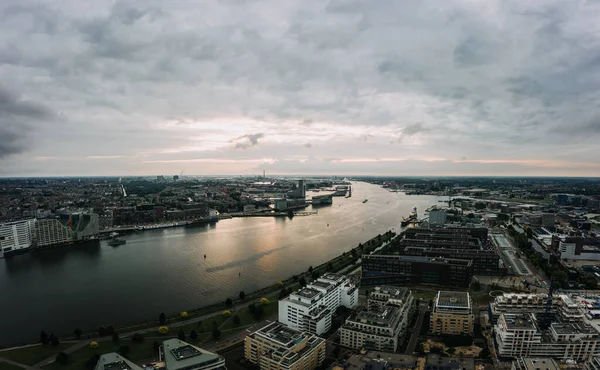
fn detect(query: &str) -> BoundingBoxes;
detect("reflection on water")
[0,182,444,346]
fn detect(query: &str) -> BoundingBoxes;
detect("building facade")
[279,273,358,335]
[35,218,73,247]
[511,358,559,370]
[0,219,35,255]
[430,291,474,336]
[428,209,447,226]
[245,322,325,370]
[361,255,473,288]
[340,305,405,352]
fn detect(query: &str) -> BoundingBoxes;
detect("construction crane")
[522,278,561,329]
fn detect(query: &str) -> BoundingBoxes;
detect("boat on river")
[108,238,126,247]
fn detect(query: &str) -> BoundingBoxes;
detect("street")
[405,303,428,355]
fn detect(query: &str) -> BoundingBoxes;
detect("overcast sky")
[1,0,600,177]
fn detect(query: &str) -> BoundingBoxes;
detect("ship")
[108,238,126,247]
[400,207,418,227]
[362,199,368,203]
[135,221,192,231]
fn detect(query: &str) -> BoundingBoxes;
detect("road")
[405,303,428,355]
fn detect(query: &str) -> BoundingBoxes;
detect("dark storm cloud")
[231,133,265,149]
[0,85,56,158]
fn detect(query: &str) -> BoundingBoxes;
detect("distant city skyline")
[1,0,600,177]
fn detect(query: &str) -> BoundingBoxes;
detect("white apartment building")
[279,273,358,335]
[490,293,584,324]
[586,357,600,370]
[35,218,73,247]
[0,219,36,255]
[495,313,600,361]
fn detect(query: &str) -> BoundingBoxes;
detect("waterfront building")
[340,303,408,352]
[279,273,358,335]
[430,291,474,336]
[94,353,143,370]
[361,255,473,288]
[512,357,559,370]
[244,322,325,370]
[428,209,447,226]
[58,212,99,240]
[162,338,226,370]
[489,293,584,325]
[0,219,35,255]
[401,246,503,275]
[35,218,73,247]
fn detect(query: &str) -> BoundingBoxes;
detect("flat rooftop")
[254,321,304,347]
[292,288,321,300]
[320,272,345,281]
[519,358,559,370]
[551,322,596,335]
[371,286,410,300]
[352,306,399,326]
[162,339,223,370]
[437,291,471,309]
[95,353,142,370]
[504,314,537,330]
[311,281,332,290]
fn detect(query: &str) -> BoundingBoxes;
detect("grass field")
[0,344,72,366]
[0,361,24,370]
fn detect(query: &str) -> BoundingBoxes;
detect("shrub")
[56,352,69,365]
[90,341,99,348]
[132,333,144,343]
[180,311,188,318]
[239,291,246,300]
[158,326,169,335]
[225,298,233,307]
[223,310,232,317]
[277,281,283,287]
[260,298,270,305]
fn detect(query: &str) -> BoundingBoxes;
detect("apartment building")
[35,218,73,247]
[340,305,406,352]
[494,313,600,361]
[367,286,414,313]
[279,273,358,335]
[430,291,474,336]
[0,219,35,255]
[244,322,325,370]
[586,357,600,370]
[489,293,584,325]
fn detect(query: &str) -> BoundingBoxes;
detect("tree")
[293,275,298,281]
[312,271,320,280]
[479,347,490,359]
[132,333,144,343]
[332,345,341,358]
[233,315,241,326]
[225,298,233,307]
[40,330,49,345]
[158,326,169,335]
[415,342,425,353]
[552,270,568,284]
[178,329,186,341]
[308,266,313,273]
[112,332,120,344]
[467,213,475,219]
[327,262,333,271]
[56,352,69,365]
[239,291,246,300]
[212,328,221,340]
[49,333,60,346]
[447,347,456,355]
[279,288,289,299]
[119,345,130,356]
[153,341,160,353]
[190,330,198,340]
[299,277,307,287]
[351,249,357,258]
[471,280,481,291]
[159,312,166,325]
[74,328,82,340]
[252,305,265,320]
[248,303,256,313]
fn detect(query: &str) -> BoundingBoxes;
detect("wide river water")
[0,182,444,346]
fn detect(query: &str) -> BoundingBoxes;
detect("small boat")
[204,254,207,259]
[362,199,368,203]
[108,238,126,247]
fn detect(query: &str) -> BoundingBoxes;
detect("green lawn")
[222,302,277,331]
[0,343,72,366]
[0,361,24,370]
[413,291,437,301]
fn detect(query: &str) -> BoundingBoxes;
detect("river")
[0,182,444,346]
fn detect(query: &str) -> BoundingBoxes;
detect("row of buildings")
[0,213,99,255]
[362,226,502,288]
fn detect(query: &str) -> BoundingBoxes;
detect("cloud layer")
[1,0,599,176]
